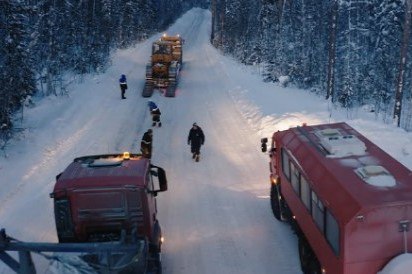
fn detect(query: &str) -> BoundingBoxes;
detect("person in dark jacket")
[151,107,162,127]
[119,74,127,99]
[140,129,153,158]
[187,123,205,162]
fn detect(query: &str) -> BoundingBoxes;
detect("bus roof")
[278,122,412,222]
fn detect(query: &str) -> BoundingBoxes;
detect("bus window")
[300,176,311,210]
[290,163,300,195]
[326,210,340,255]
[311,191,325,232]
[281,149,291,180]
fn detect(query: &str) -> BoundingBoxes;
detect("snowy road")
[154,10,301,274]
[0,8,312,274]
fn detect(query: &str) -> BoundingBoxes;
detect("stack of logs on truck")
[261,122,412,274]
[0,152,168,274]
[142,34,183,98]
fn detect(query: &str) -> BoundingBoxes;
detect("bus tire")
[270,184,282,220]
[298,236,321,274]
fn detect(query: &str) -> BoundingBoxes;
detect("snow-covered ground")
[1,8,412,274]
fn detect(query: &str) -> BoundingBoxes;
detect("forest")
[0,0,207,144]
[2,0,412,147]
[210,0,412,130]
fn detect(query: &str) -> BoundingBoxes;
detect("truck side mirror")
[56,172,62,180]
[261,138,268,153]
[157,167,168,192]
[150,165,168,192]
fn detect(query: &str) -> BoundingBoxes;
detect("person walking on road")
[187,123,205,162]
[151,107,162,127]
[147,101,162,127]
[140,129,153,159]
[119,74,128,99]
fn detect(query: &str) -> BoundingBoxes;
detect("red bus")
[261,122,412,274]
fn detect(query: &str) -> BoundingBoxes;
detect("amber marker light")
[123,152,130,160]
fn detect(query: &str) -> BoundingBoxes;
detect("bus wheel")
[298,237,321,274]
[270,184,282,220]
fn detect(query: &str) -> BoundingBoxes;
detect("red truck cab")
[50,153,167,255]
[261,122,412,274]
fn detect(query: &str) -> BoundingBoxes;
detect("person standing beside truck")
[141,129,153,159]
[187,123,205,162]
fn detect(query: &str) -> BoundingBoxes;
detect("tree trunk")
[211,0,216,44]
[394,0,412,127]
[326,0,338,101]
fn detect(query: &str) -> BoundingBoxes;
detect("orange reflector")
[123,152,130,160]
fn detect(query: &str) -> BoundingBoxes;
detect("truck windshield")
[74,189,142,217]
[69,188,143,241]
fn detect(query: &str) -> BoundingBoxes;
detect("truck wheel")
[150,220,162,253]
[155,258,162,274]
[270,184,282,220]
[148,252,162,274]
[298,237,321,274]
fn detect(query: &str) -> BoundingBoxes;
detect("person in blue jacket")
[148,101,158,111]
[148,101,162,127]
[119,74,127,99]
[151,107,162,127]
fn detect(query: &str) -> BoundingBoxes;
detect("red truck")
[50,152,167,273]
[261,122,412,274]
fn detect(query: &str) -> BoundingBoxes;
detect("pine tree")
[0,0,36,128]
[372,0,403,117]
[394,0,412,126]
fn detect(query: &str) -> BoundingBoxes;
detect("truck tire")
[156,260,162,274]
[152,256,162,274]
[298,236,321,274]
[150,220,162,253]
[147,252,162,274]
